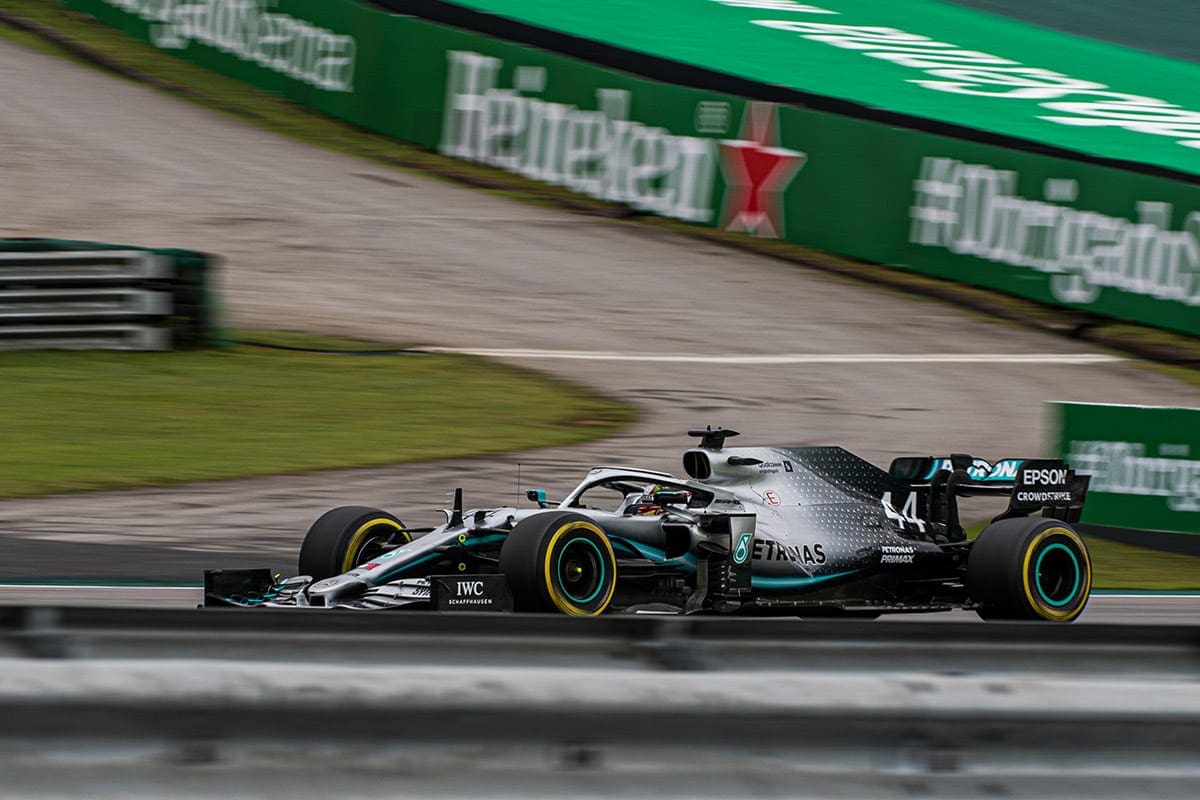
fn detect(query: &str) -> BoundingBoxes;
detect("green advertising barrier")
[389,0,1200,180]
[59,0,1200,336]
[1053,402,1200,538]
[943,0,1197,63]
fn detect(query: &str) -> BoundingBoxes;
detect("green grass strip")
[1082,534,1200,590]
[0,333,631,497]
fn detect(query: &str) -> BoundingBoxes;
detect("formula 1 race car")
[205,428,1093,621]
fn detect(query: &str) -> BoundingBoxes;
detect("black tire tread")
[298,506,405,581]
[967,517,1089,622]
[499,511,615,614]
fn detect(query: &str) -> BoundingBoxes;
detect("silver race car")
[205,428,1092,621]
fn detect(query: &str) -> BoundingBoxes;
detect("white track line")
[426,348,1123,365]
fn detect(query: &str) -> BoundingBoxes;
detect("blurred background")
[0,0,1198,796]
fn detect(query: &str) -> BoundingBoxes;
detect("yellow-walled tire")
[499,512,617,616]
[298,506,410,581]
[967,518,1091,622]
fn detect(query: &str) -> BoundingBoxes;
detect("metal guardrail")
[0,606,1197,797]
[0,288,173,318]
[0,247,182,350]
[0,249,172,282]
[0,323,171,350]
[3,605,1199,675]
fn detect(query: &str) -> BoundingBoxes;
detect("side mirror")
[526,488,550,508]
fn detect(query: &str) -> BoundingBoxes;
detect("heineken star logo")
[718,102,807,238]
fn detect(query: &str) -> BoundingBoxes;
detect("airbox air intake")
[683,450,711,480]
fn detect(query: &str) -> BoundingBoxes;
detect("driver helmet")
[630,483,690,514]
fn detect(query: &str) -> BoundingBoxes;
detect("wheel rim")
[1020,527,1091,621]
[1034,543,1082,607]
[341,519,408,572]
[555,537,606,605]
[536,519,616,616]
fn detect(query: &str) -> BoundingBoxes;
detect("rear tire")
[298,506,410,581]
[499,512,617,615]
[967,517,1091,622]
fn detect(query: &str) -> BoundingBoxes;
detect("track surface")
[1,38,1197,622]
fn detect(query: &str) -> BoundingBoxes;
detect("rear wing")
[885,454,1089,540]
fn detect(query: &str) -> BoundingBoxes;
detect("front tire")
[967,517,1091,622]
[298,506,410,581]
[499,512,617,616]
